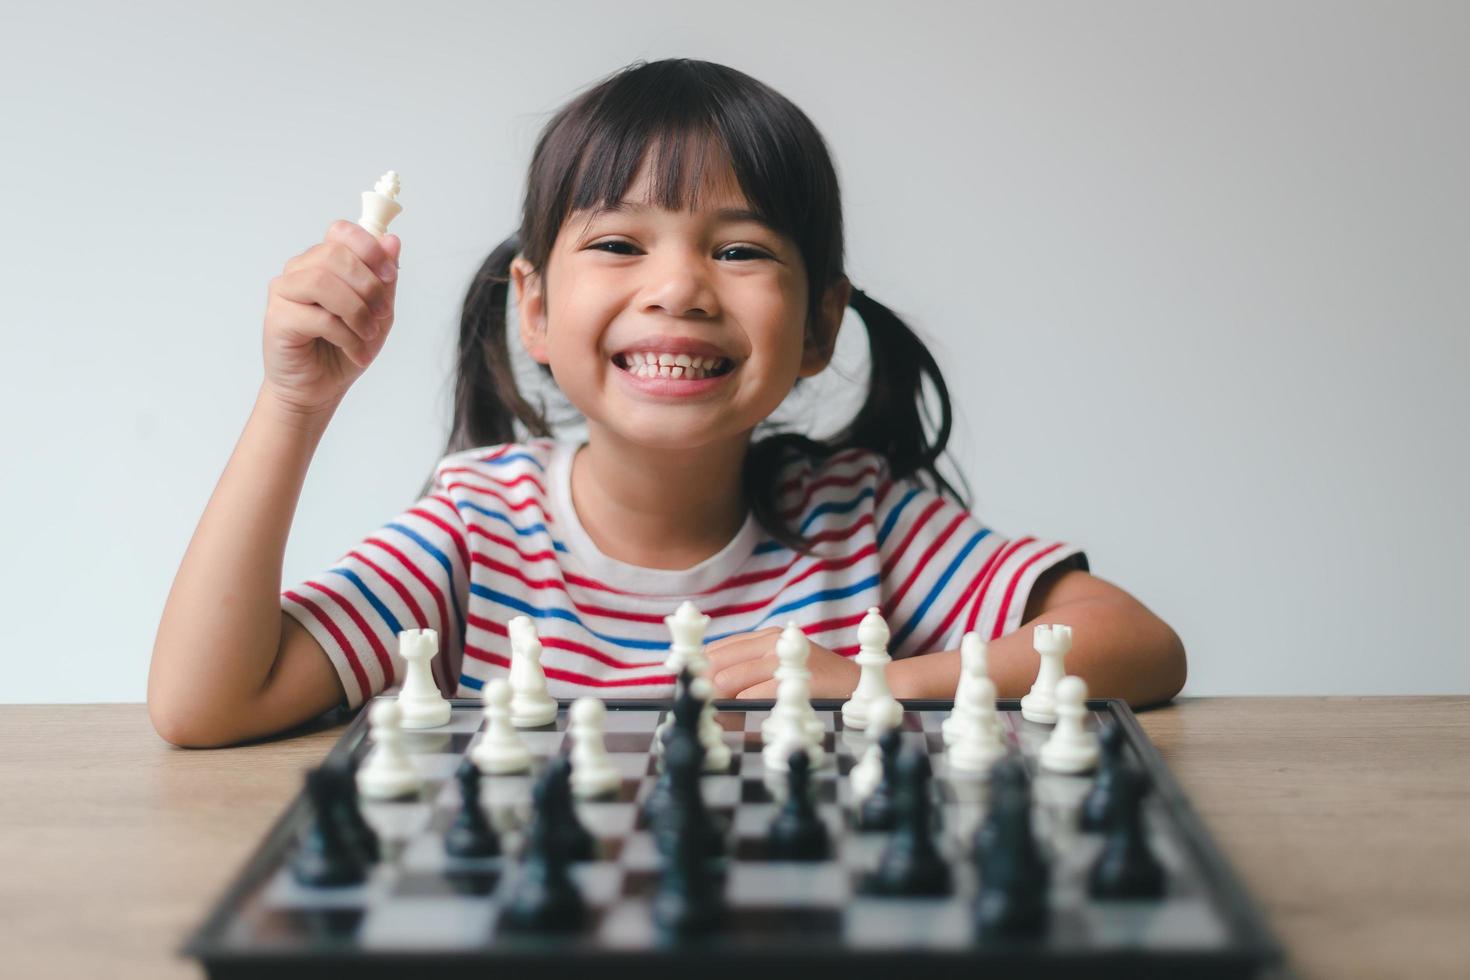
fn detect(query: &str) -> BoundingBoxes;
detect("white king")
[358,169,402,238]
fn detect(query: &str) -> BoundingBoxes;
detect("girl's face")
[510,151,849,454]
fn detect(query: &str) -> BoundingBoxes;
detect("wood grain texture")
[1,699,1465,979]
[1137,696,1470,980]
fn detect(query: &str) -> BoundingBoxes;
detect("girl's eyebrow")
[584,199,778,232]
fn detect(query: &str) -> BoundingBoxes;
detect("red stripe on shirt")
[990,543,1064,640]
[443,479,552,522]
[472,541,879,633]
[878,498,945,582]
[439,465,548,499]
[410,504,470,581]
[964,537,1032,633]
[284,589,372,703]
[363,537,450,655]
[778,464,881,520]
[912,539,1009,656]
[422,496,470,571]
[348,547,445,689]
[882,511,966,619]
[467,615,667,671]
[463,644,674,689]
[776,447,872,497]
[302,580,395,688]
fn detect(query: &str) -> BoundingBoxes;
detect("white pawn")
[942,632,987,746]
[396,628,451,729]
[471,678,532,774]
[849,695,903,802]
[507,616,558,728]
[762,673,825,772]
[356,701,421,800]
[1021,623,1072,724]
[761,622,824,745]
[568,697,621,799]
[1039,675,1100,774]
[946,676,1008,774]
[841,607,896,730]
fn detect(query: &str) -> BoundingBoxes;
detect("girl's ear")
[799,277,852,377]
[510,255,550,364]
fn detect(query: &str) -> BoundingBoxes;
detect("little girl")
[149,59,1185,747]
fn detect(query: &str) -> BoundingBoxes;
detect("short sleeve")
[281,490,471,708]
[874,469,1087,657]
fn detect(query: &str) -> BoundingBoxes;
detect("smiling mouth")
[612,351,735,380]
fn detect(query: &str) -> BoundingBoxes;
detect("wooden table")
[2,698,1466,979]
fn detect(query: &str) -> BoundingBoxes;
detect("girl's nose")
[639,254,719,318]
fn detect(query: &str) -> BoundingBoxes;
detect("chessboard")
[184,697,1283,980]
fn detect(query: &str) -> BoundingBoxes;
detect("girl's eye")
[588,241,770,261]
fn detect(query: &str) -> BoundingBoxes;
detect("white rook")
[1021,623,1072,724]
[396,628,451,729]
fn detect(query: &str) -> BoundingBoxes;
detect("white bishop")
[840,607,896,730]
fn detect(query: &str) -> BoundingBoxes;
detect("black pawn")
[643,668,702,824]
[1088,764,1166,899]
[292,767,367,887]
[502,772,587,932]
[444,758,499,858]
[326,756,380,865]
[868,749,951,896]
[543,755,596,862]
[654,725,725,861]
[652,735,726,936]
[1080,722,1126,831]
[766,751,831,861]
[858,729,904,831]
[973,766,1049,936]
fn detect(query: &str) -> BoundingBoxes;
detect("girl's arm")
[887,568,1187,707]
[150,221,400,747]
[147,389,345,747]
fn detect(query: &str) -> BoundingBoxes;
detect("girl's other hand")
[261,220,401,421]
[706,627,860,699]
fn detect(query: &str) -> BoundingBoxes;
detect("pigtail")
[416,233,551,497]
[838,287,967,503]
[745,286,971,556]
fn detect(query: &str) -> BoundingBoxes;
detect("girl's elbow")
[147,687,241,748]
[1141,628,1188,707]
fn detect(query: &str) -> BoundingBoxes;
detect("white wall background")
[3,1,1466,703]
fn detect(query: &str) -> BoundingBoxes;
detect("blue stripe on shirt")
[890,528,990,650]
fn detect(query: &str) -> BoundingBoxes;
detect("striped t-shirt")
[281,438,1088,707]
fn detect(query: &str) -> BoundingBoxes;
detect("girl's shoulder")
[772,445,894,514]
[430,437,559,491]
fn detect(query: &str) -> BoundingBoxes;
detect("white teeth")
[618,351,731,380]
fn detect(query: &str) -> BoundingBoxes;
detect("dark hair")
[427,58,969,554]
